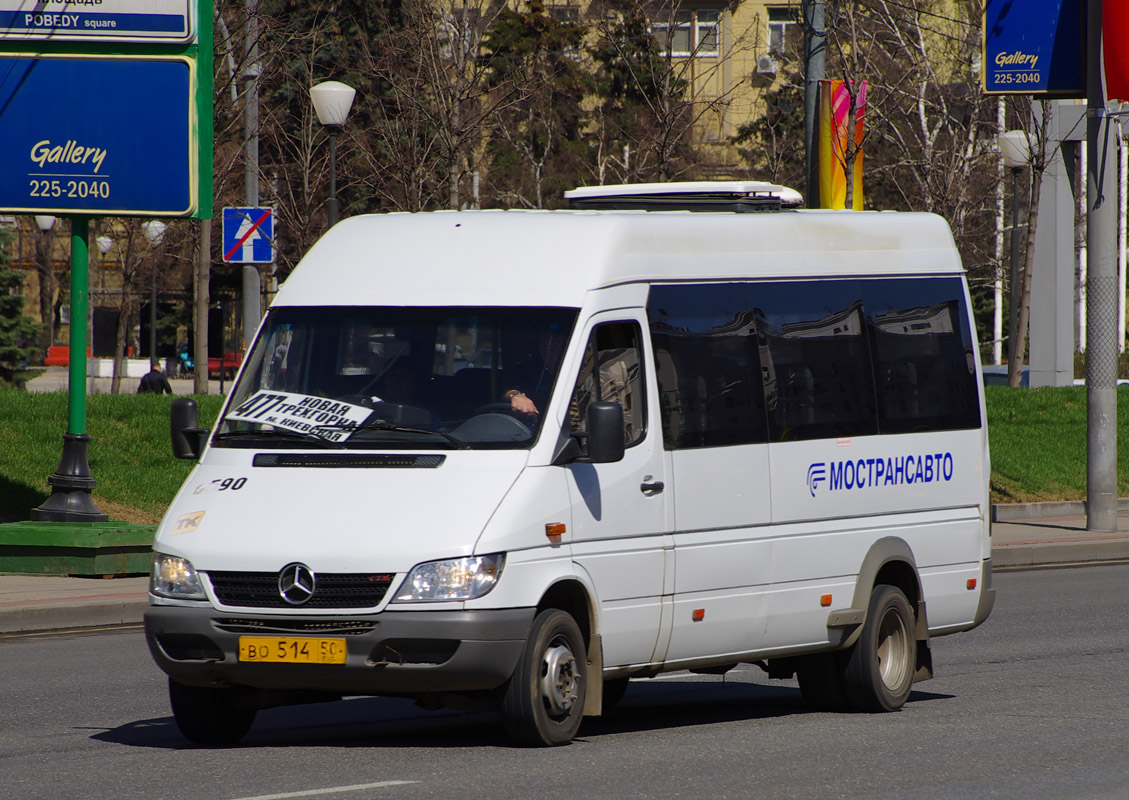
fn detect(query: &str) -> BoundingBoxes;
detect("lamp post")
[34,216,56,355]
[142,220,168,363]
[309,80,356,228]
[999,130,1029,370]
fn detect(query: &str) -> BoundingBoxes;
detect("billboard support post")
[32,216,108,522]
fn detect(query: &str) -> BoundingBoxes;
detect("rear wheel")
[843,584,916,712]
[502,609,587,746]
[168,678,256,746]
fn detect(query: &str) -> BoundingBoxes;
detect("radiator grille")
[207,571,395,609]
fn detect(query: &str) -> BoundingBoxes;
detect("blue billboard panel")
[0,56,196,216]
[983,0,1084,96]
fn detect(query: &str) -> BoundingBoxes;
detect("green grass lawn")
[0,386,1125,523]
[0,391,224,524]
[984,385,1129,503]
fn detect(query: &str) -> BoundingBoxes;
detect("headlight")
[393,554,505,602]
[151,553,206,600]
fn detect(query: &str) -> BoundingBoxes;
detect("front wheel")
[168,678,256,746]
[502,609,587,746]
[843,584,917,712]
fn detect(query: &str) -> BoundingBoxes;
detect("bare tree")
[360,0,524,211]
[589,0,762,183]
[1005,99,1055,388]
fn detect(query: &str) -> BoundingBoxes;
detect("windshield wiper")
[212,428,339,448]
[315,422,469,450]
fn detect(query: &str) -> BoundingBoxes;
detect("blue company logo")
[806,463,827,497]
[807,452,954,497]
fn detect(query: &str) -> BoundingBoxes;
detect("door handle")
[640,480,665,494]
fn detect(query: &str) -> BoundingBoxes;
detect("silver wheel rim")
[876,606,910,690]
[541,641,580,716]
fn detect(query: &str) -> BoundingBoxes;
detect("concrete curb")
[992,498,1129,522]
[991,537,1129,567]
[0,598,149,634]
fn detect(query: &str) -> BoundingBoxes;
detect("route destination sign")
[0,0,192,42]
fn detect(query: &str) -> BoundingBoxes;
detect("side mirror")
[585,401,625,464]
[171,398,208,460]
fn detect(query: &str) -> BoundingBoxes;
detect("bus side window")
[569,322,645,447]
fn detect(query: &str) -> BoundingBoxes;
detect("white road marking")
[227,781,418,800]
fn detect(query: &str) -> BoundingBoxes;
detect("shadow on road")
[90,676,954,750]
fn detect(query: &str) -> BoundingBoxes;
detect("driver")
[504,325,566,417]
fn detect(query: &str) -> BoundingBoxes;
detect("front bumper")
[144,603,534,695]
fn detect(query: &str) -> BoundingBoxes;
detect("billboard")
[983,0,1085,96]
[0,55,196,216]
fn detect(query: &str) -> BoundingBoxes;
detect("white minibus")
[145,182,994,746]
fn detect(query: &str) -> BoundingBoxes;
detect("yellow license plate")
[238,636,347,664]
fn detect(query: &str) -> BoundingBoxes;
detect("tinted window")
[569,322,646,447]
[753,281,877,441]
[647,277,981,449]
[648,284,769,448]
[861,278,981,433]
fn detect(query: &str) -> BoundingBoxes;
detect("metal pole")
[149,264,157,360]
[242,0,262,352]
[1007,168,1021,364]
[1086,0,1119,532]
[328,128,339,227]
[803,0,825,208]
[32,216,107,522]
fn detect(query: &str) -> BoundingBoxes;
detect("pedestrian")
[138,358,174,395]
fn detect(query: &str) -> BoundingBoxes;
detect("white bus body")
[145,186,994,746]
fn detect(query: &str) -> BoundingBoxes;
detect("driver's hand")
[510,393,539,415]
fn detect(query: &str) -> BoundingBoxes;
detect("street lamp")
[34,216,57,353]
[309,80,356,227]
[142,220,168,362]
[999,130,1030,370]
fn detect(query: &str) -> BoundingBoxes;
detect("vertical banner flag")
[818,79,866,210]
[1105,2,1129,102]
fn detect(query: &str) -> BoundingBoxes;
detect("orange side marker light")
[967,578,978,590]
[545,523,566,543]
[820,594,832,607]
[692,608,705,622]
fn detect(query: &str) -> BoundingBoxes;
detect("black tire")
[843,584,917,712]
[796,652,849,712]
[168,678,256,746]
[502,609,587,746]
[601,677,630,712]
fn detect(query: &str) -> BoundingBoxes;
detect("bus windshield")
[217,306,577,450]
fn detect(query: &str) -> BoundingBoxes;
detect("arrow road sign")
[222,206,274,263]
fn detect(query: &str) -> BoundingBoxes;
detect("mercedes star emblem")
[278,562,316,605]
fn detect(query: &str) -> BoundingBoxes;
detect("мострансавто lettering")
[807,453,954,497]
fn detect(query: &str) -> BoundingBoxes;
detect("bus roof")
[275,208,964,309]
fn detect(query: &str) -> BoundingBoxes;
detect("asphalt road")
[3,563,1127,800]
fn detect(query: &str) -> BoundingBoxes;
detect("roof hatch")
[564,181,804,212]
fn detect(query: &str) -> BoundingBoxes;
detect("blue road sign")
[983,0,1084,96]
[0,55,195,216]
[223,207,275,263]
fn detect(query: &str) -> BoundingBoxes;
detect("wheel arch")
[842,536,927,647]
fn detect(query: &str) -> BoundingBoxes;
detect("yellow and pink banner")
[818,79,866,210]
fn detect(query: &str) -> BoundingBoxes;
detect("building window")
[654,8,721,58]
[767,6,798,56]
